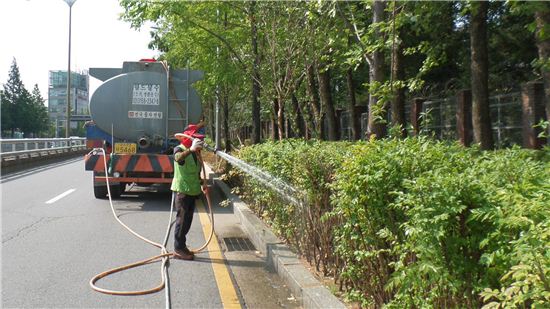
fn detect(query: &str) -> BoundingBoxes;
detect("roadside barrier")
[0,138,87,171]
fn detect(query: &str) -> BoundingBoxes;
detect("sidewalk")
[204,164,346,309]
[203,164,301,309]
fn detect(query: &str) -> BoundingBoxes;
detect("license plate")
[114,143,137,154]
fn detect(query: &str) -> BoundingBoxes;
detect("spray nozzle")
[175,133,216,153]
[202,142,216,153]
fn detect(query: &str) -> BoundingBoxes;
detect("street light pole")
[64,0,76,138]
[215,8,220,150]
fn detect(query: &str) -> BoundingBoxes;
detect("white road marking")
[45,189,76,204]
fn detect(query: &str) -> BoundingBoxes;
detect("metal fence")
[0,137,86,162]
[344,92,524,147]
[417,96,459,140]
[340,111,353,141]
[490,93,523,147]
[414,92,522,147]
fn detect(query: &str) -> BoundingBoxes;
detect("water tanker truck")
[84,60,203,198]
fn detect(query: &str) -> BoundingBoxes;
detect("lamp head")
[64,0,77,7]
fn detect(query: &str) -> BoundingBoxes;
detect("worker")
[172,124,207,260]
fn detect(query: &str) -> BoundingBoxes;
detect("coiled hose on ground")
[89,147,215,300]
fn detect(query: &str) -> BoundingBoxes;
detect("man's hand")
[190,139,204,152]
[201,185,209,194]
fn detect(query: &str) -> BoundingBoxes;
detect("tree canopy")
[1,58,50,137]
[120,0,546,147]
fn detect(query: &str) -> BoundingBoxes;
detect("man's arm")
[174,147,192,164]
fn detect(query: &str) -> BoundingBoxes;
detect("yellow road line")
[196,200,242,309]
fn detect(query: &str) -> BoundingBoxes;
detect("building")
[48,70,89,136]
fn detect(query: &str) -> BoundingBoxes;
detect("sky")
[0,0,157,106]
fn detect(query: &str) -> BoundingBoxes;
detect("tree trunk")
[222,90,231,153]
[209,98,215,138]
[277,96,285,141]
[535,5,550,131]
[317,64,338,141]
[271,98,279,140]
[470,1,494,150]
[250,1,261,144]
[300,91,315,140]
[390,35,406,137]
[367,0,387,139]
[291,92,305,138]
[346,67,360,140]
[306,64,322,138]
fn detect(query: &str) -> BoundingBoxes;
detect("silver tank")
[89,61,203,149]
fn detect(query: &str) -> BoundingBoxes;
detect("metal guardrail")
[0,137,87,162]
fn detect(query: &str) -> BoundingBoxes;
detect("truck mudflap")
[94,176,172,184]
[85,153,175,184]
[85,153,174,173]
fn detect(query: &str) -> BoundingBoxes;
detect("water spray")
[203,139,309,274]
[179,133,303,207]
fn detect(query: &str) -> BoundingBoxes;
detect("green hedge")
[232,138,549,308]
[237,139,351,275]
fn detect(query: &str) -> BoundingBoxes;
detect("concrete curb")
[213,178,347,309]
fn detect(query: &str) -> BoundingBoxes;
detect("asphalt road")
[1,158,225,308]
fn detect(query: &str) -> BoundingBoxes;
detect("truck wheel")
[109,184,122,199]
[94,185,108,199]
